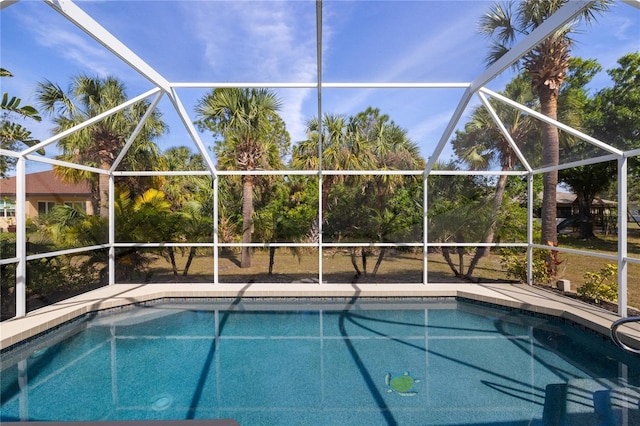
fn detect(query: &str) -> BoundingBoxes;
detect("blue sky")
[1,0,638,172]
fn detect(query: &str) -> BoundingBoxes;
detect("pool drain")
[151,395,173,411]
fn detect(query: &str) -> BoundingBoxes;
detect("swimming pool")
[1,298,639,425]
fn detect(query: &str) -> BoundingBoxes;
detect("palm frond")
[36,79,75,117]
[479,2,517,44]
[1,93,42,121]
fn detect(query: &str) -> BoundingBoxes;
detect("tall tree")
[479,0,610,248]
[293,108,423,278]
[161,146,214,277]
[349,107,424,275]
[574,52,640,232]
[0,69,42,177]
[556,57,612,239]
[195,88,288,268]
[587,52,640,153]
[36,75,166,216]
[293,113,376,212]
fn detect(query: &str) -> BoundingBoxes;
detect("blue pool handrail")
[610,316,640,355]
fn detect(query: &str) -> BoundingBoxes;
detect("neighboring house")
[552,191,617,234]
[0,170,93,232]
[554,191,616,220]
[535,191,616,222]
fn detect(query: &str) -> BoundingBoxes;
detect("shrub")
[500,249,551,284]
[577,263,618,304]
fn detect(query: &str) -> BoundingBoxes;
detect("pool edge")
[1,282,639,351]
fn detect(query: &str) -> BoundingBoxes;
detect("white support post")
[316,0,324,286]
[213,175,219,285]
[15,157,26,317]
[618,156,628,316]
[108,174,115,285]
[527,173,534,285]
[318,173,324,285]
[423,171,429,285]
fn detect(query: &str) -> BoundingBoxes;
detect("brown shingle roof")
[0,170,91,196]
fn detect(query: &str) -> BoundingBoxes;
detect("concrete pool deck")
[2,282,640,352]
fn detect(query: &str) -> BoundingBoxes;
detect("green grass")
[141,229,640,308]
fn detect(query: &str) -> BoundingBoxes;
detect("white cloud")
[182,1,318,142]
[15,4,122,78]
[376,5,488,82]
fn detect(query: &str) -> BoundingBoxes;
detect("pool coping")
[1,283,639,351]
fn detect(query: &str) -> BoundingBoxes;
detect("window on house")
[0,199,16,217]
[64,202,86,212]
[38,201,57,215]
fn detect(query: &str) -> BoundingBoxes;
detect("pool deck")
[2,282,640,351]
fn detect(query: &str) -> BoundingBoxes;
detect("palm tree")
[195,88,287,268]
[161,146,214,276]
[452,73,538,278]
[1,68,42,177]
[36,75,166,216]
[36,188,176,283]
[293,113,376,212]
[479,0,610,247]
[350,107,424,276]
[294,108,424,278]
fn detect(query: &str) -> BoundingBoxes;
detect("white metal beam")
[622,0,640,10]
[15,158,26,317]
[481,87,624,156]
[44,0,171,93]
[533,153,619,174]
[316,0,324,285]
[22,88,162,156]
[618,157,628,316]
[470,1,596,92]
[108,174,115,285]
[23,154,105,175]
[477,92,533,173]
[167,88,218,175]
[0,0,20,11]
[424,87,474,174]
[110,91,164,173]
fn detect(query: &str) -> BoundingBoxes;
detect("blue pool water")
[1,298,640,425]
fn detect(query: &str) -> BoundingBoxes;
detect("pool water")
[1,298,640,425]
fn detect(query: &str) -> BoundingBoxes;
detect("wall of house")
[0,196,94,232]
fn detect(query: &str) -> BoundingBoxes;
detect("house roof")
[556,191,616,206]
[0,170,91,197]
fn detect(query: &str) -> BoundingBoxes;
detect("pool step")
[542,379,640,426]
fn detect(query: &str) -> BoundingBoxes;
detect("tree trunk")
[466,174,508,278]
[457,248,465,277]
[578,194,594,239]
[538,85,560,281]
[539,87,559,247]
[268,246,276,275]
[89,180,100,217]
[361,248,368,276]
[241,176,254,268]
[168,247,178,277]
[183,247,197,276]
[321,176,334,213]
[441,247,460,276]
[99,161,110,217]
[456,232,465,276]
[372,247,386,277]
[350,248,361,277]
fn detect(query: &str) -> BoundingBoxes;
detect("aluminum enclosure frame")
[2,0,638,319]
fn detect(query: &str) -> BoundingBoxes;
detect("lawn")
[140,228,640,309]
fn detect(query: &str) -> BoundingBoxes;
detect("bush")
[577,263,618,304]
[500,249,550,284]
